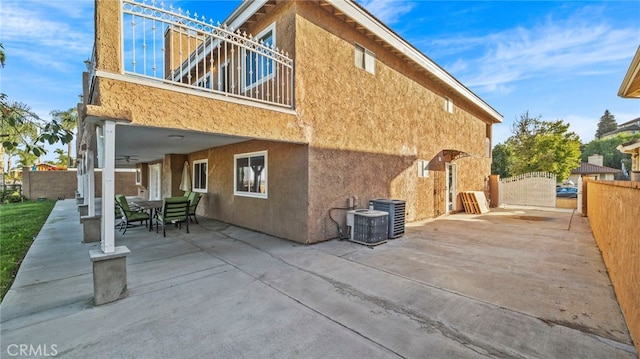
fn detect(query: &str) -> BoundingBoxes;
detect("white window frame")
[485,137,491,158]
[445,97,454,113]
[192,159,208,193]
[234,151,268,199]
[196,72,212,89]
[417,160,429,178]
[135,168,141,185]
[149,164,162,201]
[218,61,230,93]
[243,23,276,92]
[355,43,375,74]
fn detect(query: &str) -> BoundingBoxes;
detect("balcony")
[117,0,293,109]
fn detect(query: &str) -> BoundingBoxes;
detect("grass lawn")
[0,200,57,301]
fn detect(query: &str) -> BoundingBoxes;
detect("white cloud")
[426,14,639,94]
[1,1,93,56]
[360,0,415,24]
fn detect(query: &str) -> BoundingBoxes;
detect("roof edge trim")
[326,0,502,123]
[618,45,640,98]
[223,0,270,30]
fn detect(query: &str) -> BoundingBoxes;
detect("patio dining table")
[130,199,163,231]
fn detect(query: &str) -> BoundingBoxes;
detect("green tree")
[491,142,512,178]
[594,110,617,139]
[506,112,581,181]
[53,148,69,168]
[15,149,38,168]
[0,43,5,68]
[50,108,77,168]
[581,133,640,171]
[1,102,38,173]
[1,45,74,160]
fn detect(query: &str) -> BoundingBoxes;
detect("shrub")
[1,189,24,204]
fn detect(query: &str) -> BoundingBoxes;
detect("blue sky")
[1,0,639,163]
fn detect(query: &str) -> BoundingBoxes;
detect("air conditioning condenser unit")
[346,209,388,246]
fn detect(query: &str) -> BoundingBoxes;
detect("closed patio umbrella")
[179,161,191,192]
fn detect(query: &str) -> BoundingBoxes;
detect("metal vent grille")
[369,199,406,239]
[352,210,388,245]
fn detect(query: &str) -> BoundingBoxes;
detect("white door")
[445,162,457,213]
[149,164,162,200]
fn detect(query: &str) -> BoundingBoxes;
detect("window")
[149,164,162,201]
[355,44,375,74]
[193,159,208,193]
[234,151,267,198]
[485,137,491,158]
[196,73,212,89]
[218,62,231,93]
[444,97,454,113]
[244,24,275,90]
[417,160,429,178]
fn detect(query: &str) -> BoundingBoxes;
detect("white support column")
[82,155,89,205]
[87,149,96,217]
[77,159,83,196]
[100,120,116,254]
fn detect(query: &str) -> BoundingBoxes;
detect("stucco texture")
[294,3,491,241]
[93,77,304,143]
[22,169,137,200]
[586,180,640,354]
[188,140,309,243]
[86,0,495,244]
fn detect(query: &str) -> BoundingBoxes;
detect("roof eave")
[326,0,503,123]
[617,139,640,153]
[222,0,269,29]
[222,0,503,123]
[618,45,640,98]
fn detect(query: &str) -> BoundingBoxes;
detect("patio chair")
[155,197,190,237]
[115,194,149,235]
[187,192,201,224]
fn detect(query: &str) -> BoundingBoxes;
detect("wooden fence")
[585,180,640,354]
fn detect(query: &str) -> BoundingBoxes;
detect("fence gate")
[499,172,556,207]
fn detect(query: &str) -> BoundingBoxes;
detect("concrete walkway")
[1,200,636,358]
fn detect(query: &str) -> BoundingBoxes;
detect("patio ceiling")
[114,124,249,167]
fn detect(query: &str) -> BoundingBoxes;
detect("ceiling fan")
[115,155,139,163]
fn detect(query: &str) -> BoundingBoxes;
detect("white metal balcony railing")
[120,0,294,108]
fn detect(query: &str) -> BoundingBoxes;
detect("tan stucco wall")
[88,0,495,244]
[294,3,492,241]
[22,169,137,200]
[93,77,304,143]
[188,140,309,243]
[94,0,120,73]
[91,0,302,143]
[556,197,577,209]
[586,180,640,354]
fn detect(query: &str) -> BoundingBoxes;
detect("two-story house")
[78,0,502,248]
[601,117,640,139]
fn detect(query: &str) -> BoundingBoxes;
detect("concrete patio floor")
[1,200,636,358]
